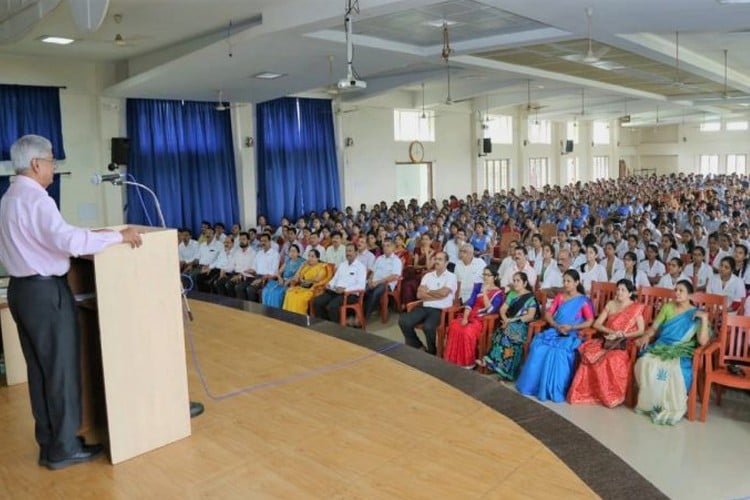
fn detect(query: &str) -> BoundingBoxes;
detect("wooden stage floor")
[0,298,662,499]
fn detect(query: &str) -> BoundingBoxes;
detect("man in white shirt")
[356,237,376,271]
[240,233,280,302]
[398,252,457,355]
[453,243,485,303]
[188,226,222,285]
[215,232,256,296]
[323,231,346,267]
[178,228,199,272]
[363,239,403,318]
[312,243,367,321]
[197,236,234,292]
[303,231,326,261]
[500,246,537,289]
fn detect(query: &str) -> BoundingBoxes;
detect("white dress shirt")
[303,243,325,260]
[230,246,256,274]
[707,274,745,306]
[638,259,666,280]
[211,247,235,271]
[255,247,280,276]
[657,273,687,289]
[178,239,199,263]
[328,258,367,292]
[500,261,537,289]
[454,257,486,302]
[537,260,563,289]
[324,244,346,267]
[579,262,608,293]
[683,262,714,289]
[419,270,458,309]
[197,238,222,266]
[356,250,376,271]
[371,253,403,291]
[611,268,651,289]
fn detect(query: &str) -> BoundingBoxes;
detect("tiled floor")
[367,314,750,500]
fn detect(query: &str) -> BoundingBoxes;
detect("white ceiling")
[3,0,750,126]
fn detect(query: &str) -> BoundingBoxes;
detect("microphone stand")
[118,178,204,418]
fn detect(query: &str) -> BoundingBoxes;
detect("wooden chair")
[700,314,750,421]
[637,286,676,325]
[624,287,676,408]
[539,223,557,242]
[379,276,403,323]
[590,281,618,316]
[339,290,366,330]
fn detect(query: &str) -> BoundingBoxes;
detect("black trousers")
[8,275,82,461]
[398,306,442,355]
[311,290,357,321]
[363,283,387,318]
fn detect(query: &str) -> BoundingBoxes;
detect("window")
[700,121,721,132]
[527,119,551,144]
[565,157,579,184]
[394,109,435,142]
[529,157,549,188]
[592,121,610,145]
[727,121,748,131]
[727,154,746,175]
[482,159,509,193]
[699,154,719,175]
[592,156,609,179]
[486,114,513,144]
[566,121,579,144]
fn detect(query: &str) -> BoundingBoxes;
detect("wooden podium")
[70,226,191,464]
[0,226,193,464]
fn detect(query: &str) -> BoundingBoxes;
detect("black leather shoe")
[46,444,104,471]
[38,450,48,467]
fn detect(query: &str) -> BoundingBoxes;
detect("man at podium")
[0,135,143,470]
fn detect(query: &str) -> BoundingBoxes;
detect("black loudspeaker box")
[111,137,130,165]
[565,139,574,153]
[482,138,492,154]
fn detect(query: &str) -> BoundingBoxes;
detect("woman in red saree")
[443,267,504,368]
[567,278,645,407]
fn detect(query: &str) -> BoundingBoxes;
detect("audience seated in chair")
[363,238,403,320]
[262,243,305,308]
[238,233,280,302]
[516,269,595,402]
[399,252,457,355]
[282,249,330,314]
[568,279,645,407]
[443,266,503,368]
[633,280,710,425]
[311,243,367,322]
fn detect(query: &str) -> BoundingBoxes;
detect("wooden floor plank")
[0,300,597,499]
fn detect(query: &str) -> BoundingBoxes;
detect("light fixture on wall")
[345,137,354,147]
[244,137,254,147]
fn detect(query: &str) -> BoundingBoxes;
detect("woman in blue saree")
[516,269,595,402]
[634,280,710,425]
[262,244,305,308]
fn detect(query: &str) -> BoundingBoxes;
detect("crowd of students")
[178,172,750,424]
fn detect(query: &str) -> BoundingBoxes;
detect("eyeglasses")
[34,157,57,169]
[482,273,494,277]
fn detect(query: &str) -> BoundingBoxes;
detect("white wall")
[339,92,473,207]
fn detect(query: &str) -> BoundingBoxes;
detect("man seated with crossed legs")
[398,251,457,355]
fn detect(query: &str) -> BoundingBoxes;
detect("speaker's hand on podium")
[120,227,144,248]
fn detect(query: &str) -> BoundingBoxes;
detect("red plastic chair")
[380,277,403,323]
[700,314,750,421]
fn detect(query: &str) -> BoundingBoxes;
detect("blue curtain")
[125,98,240,233]
[256,97,341,225]
[0,173,61,207]
[0,84,65,160]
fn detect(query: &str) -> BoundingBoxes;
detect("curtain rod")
[0,83,67,90]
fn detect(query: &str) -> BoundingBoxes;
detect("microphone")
[91,173,126,185]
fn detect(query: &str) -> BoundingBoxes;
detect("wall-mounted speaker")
[565,140,574,153]
[482,138,492,154]
[111,137,130,166]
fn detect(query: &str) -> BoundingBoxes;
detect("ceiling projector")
[337,78,367,90]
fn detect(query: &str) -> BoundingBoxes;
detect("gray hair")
[10,135,52,174]
[460,243,474,253]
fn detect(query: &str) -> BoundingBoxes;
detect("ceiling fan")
[691,49,750,104]
[563,7,610,65]
[525,80,547,113]
[88,13,146,47]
